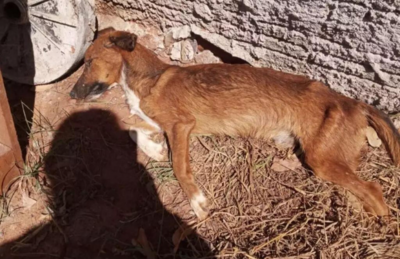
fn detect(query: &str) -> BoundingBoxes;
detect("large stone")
[164,26,191,47]
[181,40,196,63]
[195,50,220,64]
[169,42,182,61]
[171,25,191,40]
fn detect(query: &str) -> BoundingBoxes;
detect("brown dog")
[70,28,400,220]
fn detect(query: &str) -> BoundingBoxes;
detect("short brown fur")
[71,29,400,219]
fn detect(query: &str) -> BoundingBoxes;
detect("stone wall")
[97,0,400,112]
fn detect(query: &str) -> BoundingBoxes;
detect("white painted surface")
[0,0,96,84]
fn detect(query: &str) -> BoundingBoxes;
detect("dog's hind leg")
[305,158,388,215]
[302,104,389,216]
[165,119,209,220]
[129,120,168,162]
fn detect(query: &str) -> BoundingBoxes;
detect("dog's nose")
[69,90,77,99]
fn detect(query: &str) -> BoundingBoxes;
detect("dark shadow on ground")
[0,109,214,258]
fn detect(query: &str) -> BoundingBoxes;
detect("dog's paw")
[129,128,168,161]
[190,191,210,221]
[145,141,168,162]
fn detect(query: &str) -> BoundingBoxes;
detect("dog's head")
[69,28,138,100]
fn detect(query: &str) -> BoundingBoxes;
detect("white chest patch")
[119,65,161,131]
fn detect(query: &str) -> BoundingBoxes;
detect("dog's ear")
[108,31,138,52]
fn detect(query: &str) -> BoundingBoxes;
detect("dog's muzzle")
[70,82,109,100]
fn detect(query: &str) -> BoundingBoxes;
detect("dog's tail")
[361,103,400,166]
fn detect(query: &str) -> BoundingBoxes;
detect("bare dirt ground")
[1,30,400,259]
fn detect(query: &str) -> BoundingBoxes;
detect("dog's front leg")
[166,120,209,220]
[129,120,168,162]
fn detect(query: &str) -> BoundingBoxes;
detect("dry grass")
[147,135,400,258]
[2,101,400,258]
[0,103,50,219]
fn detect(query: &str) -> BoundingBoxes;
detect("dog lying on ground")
[70,28,400,220]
